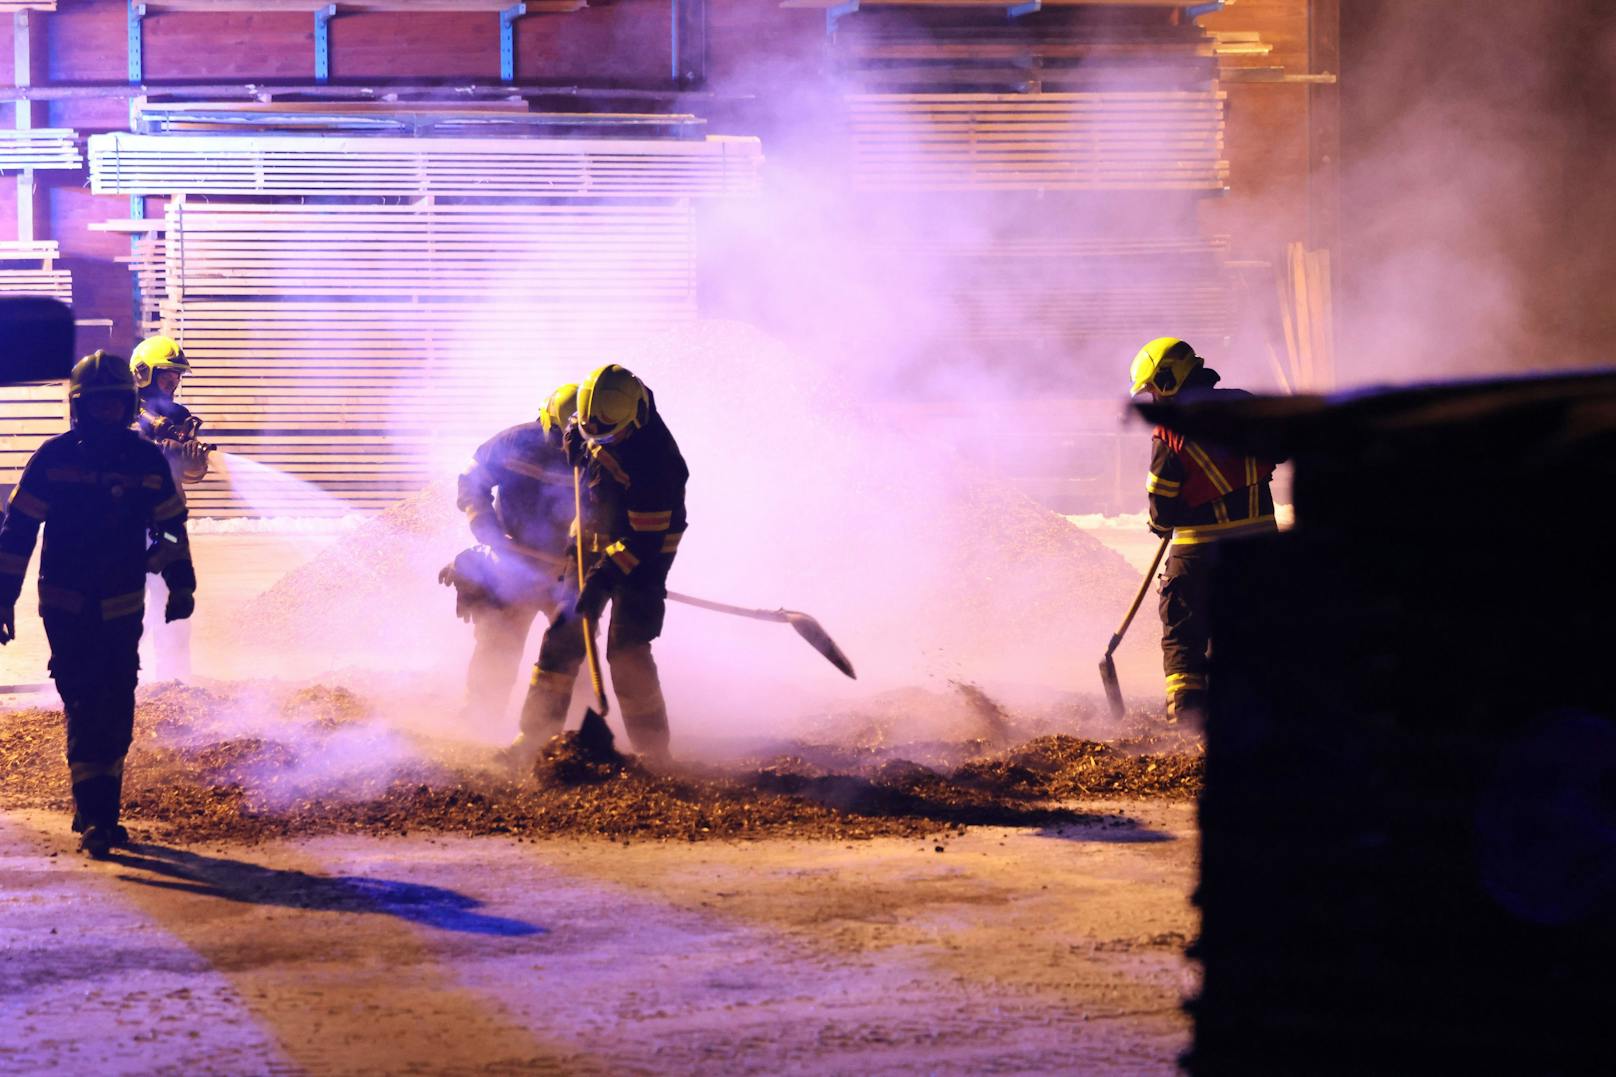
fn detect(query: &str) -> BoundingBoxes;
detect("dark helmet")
[69,349,138,429]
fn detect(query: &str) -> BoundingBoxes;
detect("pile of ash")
[0,682,1200,846]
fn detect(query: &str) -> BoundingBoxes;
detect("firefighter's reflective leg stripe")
[519,667,575,738]
[660,532,683,554]
[152,491,186,522]
[1183,441,1234,496]
[1146,472,1181,496]
[68,757,126,784]
[100,591,145,620]
[38,583,85,614]
[1166,672,1207,696]
[604,540,640,574]
[1171,515,1279,546]
[8,488,48,520]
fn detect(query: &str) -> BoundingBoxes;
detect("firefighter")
[519,363,687,763]
[0,350,196,858]
[131,335,210,486]
[440,384,580,751]
[130,335,209,681]
[1131,337,1277,724]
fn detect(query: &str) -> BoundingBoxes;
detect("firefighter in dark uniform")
[1132,337,1278,723]
[0,350,196,857]
[440,384,579,755]
[130,335,209,681]
[520,363,687,762]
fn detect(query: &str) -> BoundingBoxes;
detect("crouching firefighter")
[519,363,688,763]
[0,350,196,857]
[440,384,580,750]
[130,335,210,681]
[1130,337,1278,724]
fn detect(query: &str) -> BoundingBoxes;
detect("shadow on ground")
[108,844,545,937]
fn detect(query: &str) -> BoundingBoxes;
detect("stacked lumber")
[1270,241,1333,392]
[847,92,1227,192]
[141,199,697,517]
[88,132,764,199]
[0,2,56,12]
[0,241,71,305]
[0,130,81,172]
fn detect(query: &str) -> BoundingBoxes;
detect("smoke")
[1337,0,1616,384]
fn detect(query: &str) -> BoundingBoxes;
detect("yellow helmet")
[1129,337,1202,397]
[130,335,190,389]
[576,364,649,444]
[539,382,579,436]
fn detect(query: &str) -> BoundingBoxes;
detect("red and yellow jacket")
[1146,386,1278,547]
[580,404,688,592]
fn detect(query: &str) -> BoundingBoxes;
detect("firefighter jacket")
[581,404,688,593]
[457,421,576,556]
[136,388,208,484]
[0,428,196,619]
[1146,379,1278,547]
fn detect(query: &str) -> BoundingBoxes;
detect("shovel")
[504,537,857,680]
[1099,533,1171,719]
[664,591,857,680]
[572,466,614,752]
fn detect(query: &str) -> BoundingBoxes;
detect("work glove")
[468,511,508,550]
[0,603,14,645]
[165,590,195,623]
[561,422,589,469]
[574,570,611,622]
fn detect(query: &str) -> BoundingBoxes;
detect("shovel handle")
[1105,533,1172,658]
[574,466,609,715]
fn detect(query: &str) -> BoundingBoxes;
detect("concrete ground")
[0,801,1197,1075]
[2,518,1200,1073]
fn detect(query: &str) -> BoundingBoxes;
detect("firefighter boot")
[503,667,575,772]
[1167,688,1208,728]
[609,643,671,764]
[69,756,127,856]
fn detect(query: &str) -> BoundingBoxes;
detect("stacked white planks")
[0,242,71,305]
[88,132,763,199]
[144,199,697,517]
[0,241,70,491]
[0,130,81,172]
[847,92,1227,192]
[0,2,56,12]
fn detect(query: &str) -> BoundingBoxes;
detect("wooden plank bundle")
[88,132,764,199]
[0,241,72,305]
[0,130,81,173]
[847,92,1227,192]
[141,199,697,516]
[0,382,67,492]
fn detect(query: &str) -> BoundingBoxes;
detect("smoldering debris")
[0,683,1201,846]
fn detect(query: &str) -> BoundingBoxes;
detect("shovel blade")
[1099,655,1125,719]
[785,612,857,679]
[576,707,616,758]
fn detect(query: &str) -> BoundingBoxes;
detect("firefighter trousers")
[518,582,670,759]
[1158,545,1217,718]
[464,599,546,722]
[43,608,144,830]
